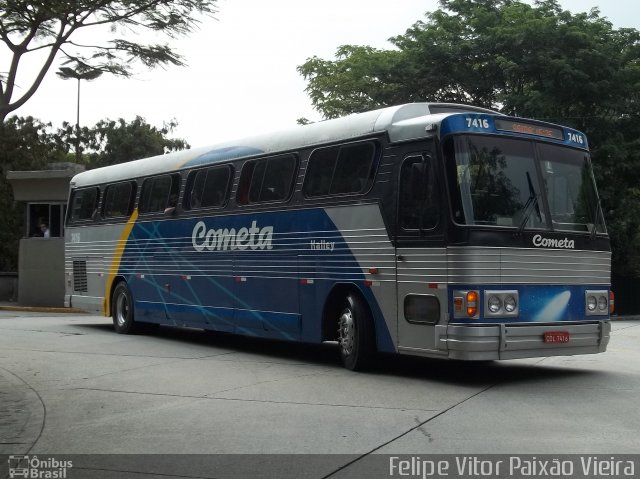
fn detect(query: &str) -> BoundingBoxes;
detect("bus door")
[395,153,447,355]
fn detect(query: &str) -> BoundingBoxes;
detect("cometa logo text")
[192,220,273,251]
[532,234,575,249]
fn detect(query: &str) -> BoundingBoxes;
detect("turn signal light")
[453,296,463,313]
[609,290,615,314]
[466,290,479,317]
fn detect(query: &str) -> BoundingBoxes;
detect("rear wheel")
[337,293,375,371]
[112,282,138,334]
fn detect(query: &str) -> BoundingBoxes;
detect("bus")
[64,103,612,370]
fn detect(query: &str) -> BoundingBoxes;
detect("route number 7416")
[466,118,489,129]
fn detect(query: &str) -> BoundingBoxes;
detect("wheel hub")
[116,293,128,327]
[338,308,355,356]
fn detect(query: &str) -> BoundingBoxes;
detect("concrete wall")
[0,273,18,302]
[18,238,64,307]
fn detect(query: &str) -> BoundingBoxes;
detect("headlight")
[488,295,502,313]
[586,290,610,316]
[597,295,608,311]
[483,290,518,317]
[504,295,517,313]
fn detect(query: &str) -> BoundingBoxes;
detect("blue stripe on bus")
[181,146,265,168]
[117,208,396,351]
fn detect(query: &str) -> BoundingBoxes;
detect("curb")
[0,305,86,313]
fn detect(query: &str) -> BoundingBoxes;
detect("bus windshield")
[445,135,605,234]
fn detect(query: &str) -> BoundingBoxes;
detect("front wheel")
[112,282,138,334]
[337,294,375,371]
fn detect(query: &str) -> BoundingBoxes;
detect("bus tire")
[112,282,138,334]
[337,293,375,371]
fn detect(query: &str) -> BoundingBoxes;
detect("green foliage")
[86,117,190,168]
[592,139,640,276]
[298,0,640,277]
[0,115,189,271]
[0,117,66,271]
[300,0,640,124]
[298,46,409,119]
[0,117,66,170]
[0,0,217,121]
[56,116,190,168]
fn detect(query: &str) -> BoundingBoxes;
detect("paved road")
[0,310,638,478]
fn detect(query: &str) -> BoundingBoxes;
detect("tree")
[299,0,640,126]
[298,45,409,120]
[0,116,67,271]
[83,116,190,168]
[0,0,217,122]
[0,115,189,271]
[53,115,189,167]
[298,0,640,277]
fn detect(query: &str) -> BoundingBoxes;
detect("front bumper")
[437,321,610,360]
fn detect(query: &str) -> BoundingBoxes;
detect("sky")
[6,0,640,148]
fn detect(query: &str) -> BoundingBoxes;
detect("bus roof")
[70,102,497,188]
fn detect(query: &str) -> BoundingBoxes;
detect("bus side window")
[261,155,296,201]
[68,187,100,224]
[303,148,336,197]
[237,155,296,204]
[399,155,439,231]
[303,141,377,197]
[185,166,231,209]
[139,174,180,214]
[248,160,267,203]
[201,167,231,207]
[332,143,375,194]
[102,182,135,218]
[184,169,207,210]
[236,162,252,205]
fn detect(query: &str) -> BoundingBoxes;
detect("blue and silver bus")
[65,103,612,370]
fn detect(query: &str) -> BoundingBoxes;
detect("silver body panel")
[65,223,129,313]
[442,321,610,360]
[390,245,611,359]
[447,246,611,285]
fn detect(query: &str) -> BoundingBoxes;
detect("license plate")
[544,331,570,343]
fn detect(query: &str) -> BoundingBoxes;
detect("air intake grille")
[73,260,88,292]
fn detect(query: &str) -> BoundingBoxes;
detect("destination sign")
[494,118,564,140]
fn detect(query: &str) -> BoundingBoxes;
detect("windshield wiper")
[517,172,542,234]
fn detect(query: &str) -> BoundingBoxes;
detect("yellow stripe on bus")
[102,209,139,316]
